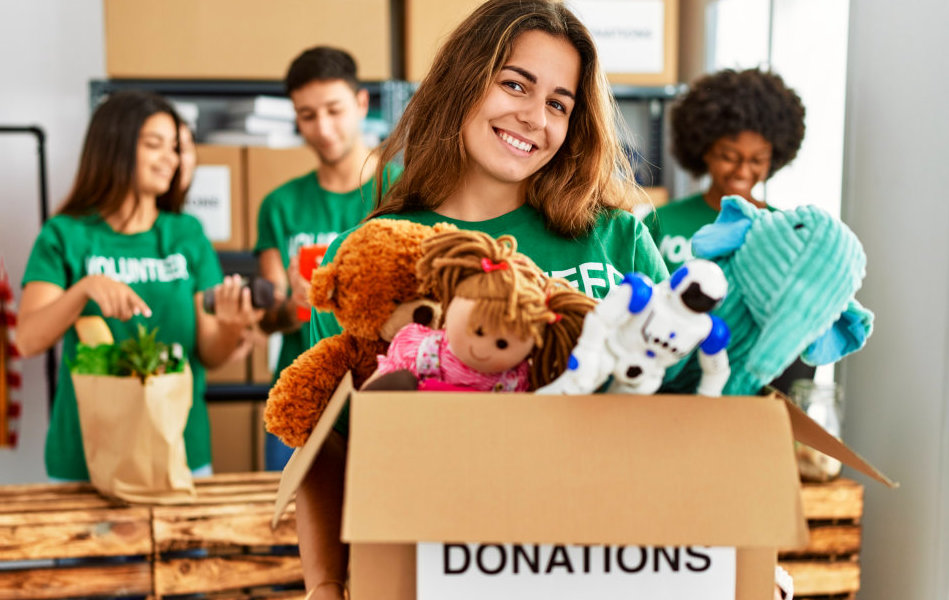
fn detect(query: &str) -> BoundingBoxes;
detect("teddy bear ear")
[308,264,338,311]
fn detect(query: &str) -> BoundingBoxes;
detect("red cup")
[297,243,329,322]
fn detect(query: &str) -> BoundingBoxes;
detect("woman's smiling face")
[459,29,581,188]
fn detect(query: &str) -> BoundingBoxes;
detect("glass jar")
[789,379,844,481]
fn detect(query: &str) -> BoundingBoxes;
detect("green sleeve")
[633,217,670,283]
[254,193,281,254]
[643,207,661,245]
[23,219,68,288]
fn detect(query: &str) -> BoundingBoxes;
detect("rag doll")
[365,229,594,392]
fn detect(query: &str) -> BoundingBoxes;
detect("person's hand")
[79,274,151,321]
[211,274,265,329]
[287,255,312,317]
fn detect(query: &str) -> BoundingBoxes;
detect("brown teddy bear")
[264,219,447,447]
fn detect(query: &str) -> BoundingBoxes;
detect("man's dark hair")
[284,46,359,95]
[670,68,806,178]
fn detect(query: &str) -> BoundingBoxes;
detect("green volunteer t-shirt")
[22,212,223,480]
[254,165,402,381]
[644,193,720,273]
[310,202,669,364]
[310,203,668,433]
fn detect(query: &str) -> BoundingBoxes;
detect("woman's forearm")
[16,280,89,357]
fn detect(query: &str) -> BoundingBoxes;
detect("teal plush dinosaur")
[662,196,873,396]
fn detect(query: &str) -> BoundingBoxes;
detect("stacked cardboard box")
[104,0,392,80]
[404,0,679,85]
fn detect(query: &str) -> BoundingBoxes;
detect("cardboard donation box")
[275,374,895,599]
[73,365,195,504]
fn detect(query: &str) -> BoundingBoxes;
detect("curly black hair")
[670,68,806,178]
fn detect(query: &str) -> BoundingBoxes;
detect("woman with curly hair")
[646,67,806,272]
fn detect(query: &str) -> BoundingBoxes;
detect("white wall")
[0,0,105,483]
[841,1,949,599]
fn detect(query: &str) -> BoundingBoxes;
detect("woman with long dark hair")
[18,90,261,480]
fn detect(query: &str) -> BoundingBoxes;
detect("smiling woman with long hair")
[294,1,669,597]
[18,90,262,482]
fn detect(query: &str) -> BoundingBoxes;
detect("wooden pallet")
[0,472,304,599]
[779,478,864,599]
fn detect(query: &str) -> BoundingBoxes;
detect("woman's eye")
[548,100,566,114]
[501,80,525,93]
[496,339,508,350]
[475,327,484,337]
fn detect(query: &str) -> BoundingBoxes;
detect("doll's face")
[444,297,534,374]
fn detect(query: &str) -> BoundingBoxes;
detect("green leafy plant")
[71,343,121,376]
[71,324,186,381]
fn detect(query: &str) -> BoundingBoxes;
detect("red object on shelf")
[297,244,329,322]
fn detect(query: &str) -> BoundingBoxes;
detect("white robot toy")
[537,259,731,396]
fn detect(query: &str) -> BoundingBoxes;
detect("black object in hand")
[202,276,276,314]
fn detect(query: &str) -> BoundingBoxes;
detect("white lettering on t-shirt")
[659,235,693,266]
[545,263,625,298]
[288,231,339,258]
[85,254,190,285]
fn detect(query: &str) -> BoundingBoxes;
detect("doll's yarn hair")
[530,278,595,389]
[417,229,594,389]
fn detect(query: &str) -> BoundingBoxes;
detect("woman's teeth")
[498,131,533,152]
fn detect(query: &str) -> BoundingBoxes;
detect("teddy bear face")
[312,220,444,340]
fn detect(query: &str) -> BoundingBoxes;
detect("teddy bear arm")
[264,334,365,447]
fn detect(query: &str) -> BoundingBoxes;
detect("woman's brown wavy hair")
[371,0,642,238]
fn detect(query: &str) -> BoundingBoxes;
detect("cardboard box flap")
[781,394,898,488]
[272,372,354,529]
[343,392,809,548]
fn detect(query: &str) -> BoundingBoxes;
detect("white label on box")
[568,0,665,74]
[417,543,736,600]
[183,165,231,241]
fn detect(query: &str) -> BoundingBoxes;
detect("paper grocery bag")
[72,365,195,504]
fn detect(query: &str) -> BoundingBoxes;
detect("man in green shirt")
[255,46,400,470]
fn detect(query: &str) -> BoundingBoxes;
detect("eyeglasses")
[706,149,772,170]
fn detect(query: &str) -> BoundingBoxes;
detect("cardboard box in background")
[251,332,282,385]
[404,0,485,82]
[404,0,678,85]
[205,353,250,385]
[185,145,247,251]
[274,376,896,599]
[570,0,679,86]
[104,0,392,80]
[643,185,669,208]
[245,146,316,249]
[208,400,265,473]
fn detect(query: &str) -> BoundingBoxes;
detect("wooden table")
[0,474,864,599]
[0,472,303,599]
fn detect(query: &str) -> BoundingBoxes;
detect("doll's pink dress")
[376,323,529,392]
